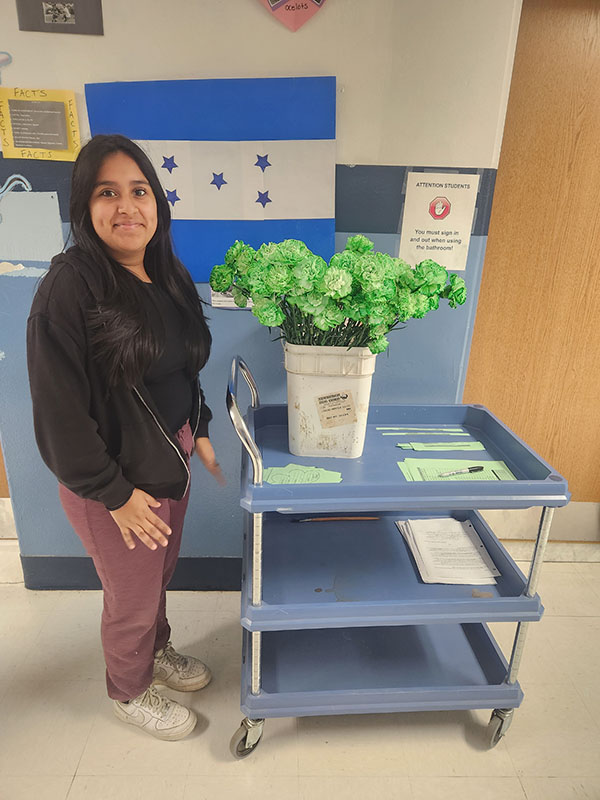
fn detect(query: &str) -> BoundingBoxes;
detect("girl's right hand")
[109,488,172,550]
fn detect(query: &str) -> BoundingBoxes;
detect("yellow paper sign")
[0,87,80,161]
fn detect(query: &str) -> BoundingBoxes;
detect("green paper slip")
[397,442,485,451]
[397,458,517,482]
[263,464,343,485]
[382,431,470,436]
[377,426,464,432]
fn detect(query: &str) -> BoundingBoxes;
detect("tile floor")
[0,545,599,800]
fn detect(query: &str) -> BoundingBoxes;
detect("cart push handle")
[227,356,263,486]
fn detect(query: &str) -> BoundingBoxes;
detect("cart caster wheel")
[487,708,513,748]
[230,717,264,759]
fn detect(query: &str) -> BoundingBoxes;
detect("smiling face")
[88,150,158,265]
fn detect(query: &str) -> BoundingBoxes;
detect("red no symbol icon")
[429,196,451,220]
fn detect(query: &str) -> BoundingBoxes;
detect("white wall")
[1,0,521,168]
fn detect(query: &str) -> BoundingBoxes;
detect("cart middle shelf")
[241,511,542,631]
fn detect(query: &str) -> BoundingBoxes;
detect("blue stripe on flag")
[171,219,335,283]
[85,77,336,141]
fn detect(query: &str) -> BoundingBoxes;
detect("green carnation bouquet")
[210,235,466,354]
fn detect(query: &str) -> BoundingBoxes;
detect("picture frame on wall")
[16,0,104,35]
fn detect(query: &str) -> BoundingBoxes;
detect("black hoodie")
[26,247,212,510]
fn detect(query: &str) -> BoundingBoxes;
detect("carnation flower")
[209,263,234,293]
[224,240,245,267]
[265,262,293,295]
[394,288,417,321]
[413,259,448,296]
[328,250,360,275]
[411,293,432,319]
[232,287,248,308]
[369,335,389,354]
[292,254,328,292]
[251,297,285,327]
[444,274,467,308]
[277,238,311,265]
[313,301,346,331]
[246,263,272,296]
[391,258,413,281]
[360,259,387,291]
[345,234,374,254]
[234,245,256,275]
[294,291,329,316]
[319,266,353,299]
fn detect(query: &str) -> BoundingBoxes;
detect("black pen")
[438,466,484,477]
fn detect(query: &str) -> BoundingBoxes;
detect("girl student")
[27,134,224,741]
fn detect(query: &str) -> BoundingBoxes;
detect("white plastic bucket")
[283,342,377,458]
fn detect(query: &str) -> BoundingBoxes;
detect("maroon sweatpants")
[59,422,194,702]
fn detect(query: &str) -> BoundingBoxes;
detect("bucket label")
[315,390,357,428]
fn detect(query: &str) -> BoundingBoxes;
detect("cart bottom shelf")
[241,623,522,718]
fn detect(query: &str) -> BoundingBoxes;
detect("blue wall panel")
[0,163,494,567]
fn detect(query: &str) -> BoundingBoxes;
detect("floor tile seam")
[540,573,600,592]
[295,770,414,779]
[515,769,600,778]
[0,770,77,779]
[407,775,526,793]
[295,769,517,778]
[63,774,77,800]
[501,724,527,789]
[404,767,519,779]
[4,677,106,685]
[517,774,532,800]
[407,775,524,781]
[574,563,600,574]
[185,769,302,779]
[570,681,600,735]
[540,612,600,618]
[72,771,190,778]
[56,694,102,783]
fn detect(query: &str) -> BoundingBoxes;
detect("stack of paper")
[395,517,501,585]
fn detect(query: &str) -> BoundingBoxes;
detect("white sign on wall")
[0,191,63,261]
[399,172,480,271]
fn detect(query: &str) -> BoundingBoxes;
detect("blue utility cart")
[226,357,570,757]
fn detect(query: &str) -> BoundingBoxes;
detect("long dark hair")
[68,134,211,387]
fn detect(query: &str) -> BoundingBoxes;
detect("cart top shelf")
[239,404,569,512]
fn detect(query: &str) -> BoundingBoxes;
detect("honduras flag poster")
[85,77,336,289]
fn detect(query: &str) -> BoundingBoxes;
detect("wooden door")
[464,0,600,501]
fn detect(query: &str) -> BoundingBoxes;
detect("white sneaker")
[113,685,197,741]
[153,641,212,692]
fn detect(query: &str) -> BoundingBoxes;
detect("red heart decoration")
[259,0,328,32]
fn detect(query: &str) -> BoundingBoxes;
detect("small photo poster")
[0,87,81,161]
[16,0,104,35]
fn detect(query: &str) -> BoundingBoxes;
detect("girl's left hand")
[194,437,226,485]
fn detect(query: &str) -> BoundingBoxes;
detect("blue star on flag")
[255,154,271,172]
[210,172,227,190]
[161,155,178,174]
[166,189,180,206]
[256,190,272,208]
